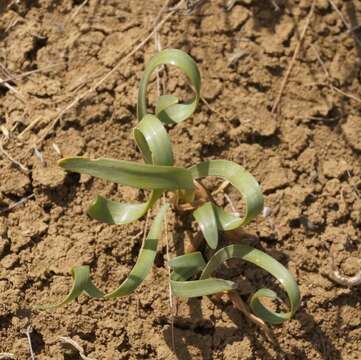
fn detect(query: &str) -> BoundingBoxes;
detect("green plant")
[40,49,300,326]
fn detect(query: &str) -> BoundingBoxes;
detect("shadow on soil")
[163,298,342,360]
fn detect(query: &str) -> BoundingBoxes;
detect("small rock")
[323,159,350,178]
[341,305,361,328]
[283,125,310,156]
[298,147,317,173]
[351,199,361,224]
[79,174,92,184]
[306,201,325,226]
[261,37,284,55]
[23,74,61,97]
[201,14,225,33]
[252,110,277,136]
[284,184,310,204]
[342,115,361,151]
[342,256,361,276]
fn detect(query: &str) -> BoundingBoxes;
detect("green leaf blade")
[190,160,264,227]
[200,244,301,324]
[87,192,161,225]
[105,203,169,298]
[193,202,219,249]
[137,48,201,124]
[133,114,174,166]
[59,157,194,191]
[38,204,169,308]
[171,278,235,298]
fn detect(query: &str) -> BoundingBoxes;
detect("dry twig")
[228,291,276,343]
[0,142,29,172]
[0,75,26,103]
[17,117,41,139]
[310,45,361,104]
[271,0,315,114]
[67,0,89,22]
[0,63,63,85]
[212,180,230,195]
[24,326,35,360]
[328,0,361,48]
[0,194,35,215]
[163,196,176,352]
[200,95,229,121]
[331,86,361,104]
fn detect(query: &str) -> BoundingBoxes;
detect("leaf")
[200,244,301,324]
[137,48,201,124]
[105,203,168,298]
[169,251,235,297]
[171,278,235,298]
[133,114,174,166]
[170,244,300,324]
[193,202,219,249]
[190,160,264,228]
[36,266,104,310]
[169,252,206,281]
[87,192,161,225]
[37,204,169,309]
[59,157,194,191]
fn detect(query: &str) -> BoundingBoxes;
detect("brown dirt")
[1,0,361,359]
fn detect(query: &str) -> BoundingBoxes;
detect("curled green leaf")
[170,251,235,297]
[137,48,201,124]
[170,244,300,325]
[87,192,161,225]
[190,160,264,229]
[200,244,300,324]
[193,202,219,249]
[37,204,169,309]
[133,114,174,166]
[36,266,104,310]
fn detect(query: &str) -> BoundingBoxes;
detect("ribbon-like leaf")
[193,202,219,249]
[137,48,201,124]
[37,204,169,309]
[200,244,300,324]
[133,114,174,166]
[190,160,264,250]
[87,193,161,225]
[59,157,193,191]
[170,244,300,324]
[190,160,264,229]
